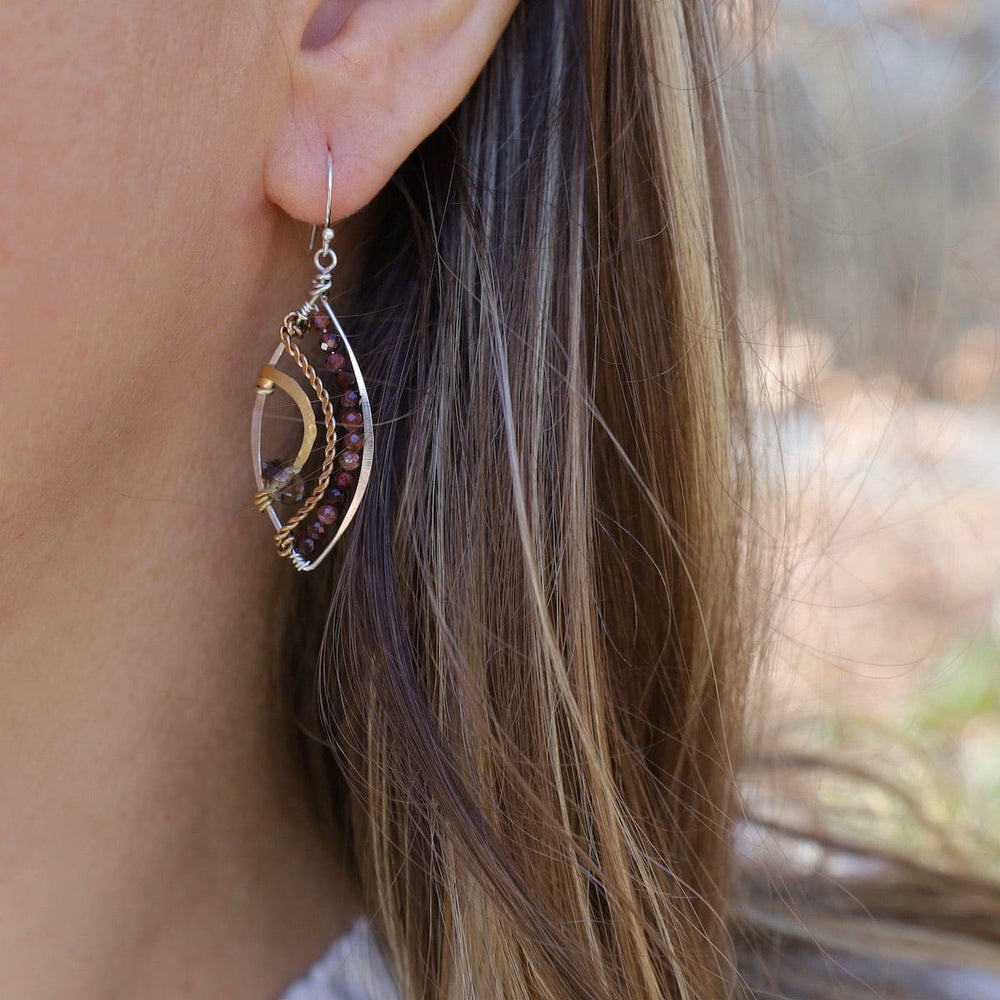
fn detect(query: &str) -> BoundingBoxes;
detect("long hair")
[287,1,1000,998]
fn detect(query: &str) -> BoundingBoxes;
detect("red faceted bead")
[309,310,331,330]
[327,487,347,506]
[338,450,361,472]
[335,470,355,490]
[317,504,338,525]
[325,352,347,372]
[340,389,361,409]
[343,430,364,452]
[334,370,355,389]
[295,536,316,558]
[320,332,340,353]
[307,520,326,540]
[342,410,363,428]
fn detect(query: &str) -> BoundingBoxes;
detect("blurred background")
[732,0,1000,873]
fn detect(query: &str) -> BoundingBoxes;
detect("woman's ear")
[264,0,518,225]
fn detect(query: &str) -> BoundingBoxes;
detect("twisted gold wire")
[272,312,338,557]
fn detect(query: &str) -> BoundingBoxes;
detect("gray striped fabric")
[277,920,399,1000]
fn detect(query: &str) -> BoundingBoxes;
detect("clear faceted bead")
[262,459,305,505]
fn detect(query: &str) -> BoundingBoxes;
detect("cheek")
[0,4,275,546]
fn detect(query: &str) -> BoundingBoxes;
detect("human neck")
[0,265,362,999]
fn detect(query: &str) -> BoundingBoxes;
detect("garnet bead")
[307,521,326,540]
[317,504,338,525]
[342,410,363,428]
[295,536,316,558]
[343,430,364,452]
[325,352,347,372]
[340,389,361,409]
[327,487,347,506]
[334,370,355,389]
[335,470,355,490]
[309,311,331,330]
[320,332,340,353]
[338,450,361,472]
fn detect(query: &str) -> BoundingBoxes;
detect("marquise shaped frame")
[251,298,374,571]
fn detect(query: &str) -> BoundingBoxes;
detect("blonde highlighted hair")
[288,2,1000,998]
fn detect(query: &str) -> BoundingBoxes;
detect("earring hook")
[324,152,334,232]
[309,151,335,252]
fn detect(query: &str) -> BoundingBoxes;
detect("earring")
[250,154,373,571]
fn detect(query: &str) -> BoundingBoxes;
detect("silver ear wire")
[309,152,335,252]
[324,152,334,231]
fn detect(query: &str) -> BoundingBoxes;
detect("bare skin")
[0,0,516,997]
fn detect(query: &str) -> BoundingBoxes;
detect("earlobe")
[263,0,518,226]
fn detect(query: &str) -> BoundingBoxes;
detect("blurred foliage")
[737,0,1000,876]
[911,631,1000,730]
[774,629,1000,876]
[733,0,1000,388]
